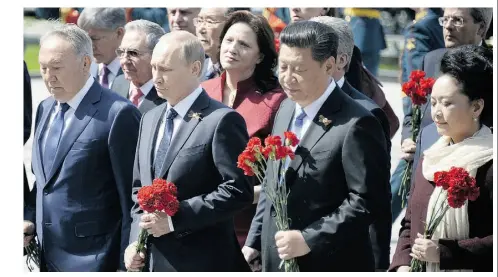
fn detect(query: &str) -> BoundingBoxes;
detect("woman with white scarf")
[390,45,493,272]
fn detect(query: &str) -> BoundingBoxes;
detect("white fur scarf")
[422,126,493,272]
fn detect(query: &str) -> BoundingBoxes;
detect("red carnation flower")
[284,131,299,147]
[410,70,426,82]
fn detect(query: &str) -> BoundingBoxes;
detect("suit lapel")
[43,81,101,188]
[284,87,343,185]
[139,87,163,114]
[157,91,210,178]
[273,99,296,174]
[111,76,130,99]
[35,99,56,183]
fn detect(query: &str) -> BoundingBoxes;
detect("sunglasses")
[115,48,150,59]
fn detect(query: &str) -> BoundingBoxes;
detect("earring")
[474,118,478,122]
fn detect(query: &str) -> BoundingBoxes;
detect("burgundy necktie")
[101,65,110,88]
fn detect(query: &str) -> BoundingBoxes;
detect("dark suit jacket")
[110,75,165,114]
[24,80,141,271]
[202,72,286,246]
[24,61,32,203]
[346,45,400,138]
[390,158,493,272]
[411,123,440,182]
[129,91,253,272]
[341,80,392,270]
[247,86,391,271]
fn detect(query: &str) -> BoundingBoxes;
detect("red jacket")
[202,72,287,246]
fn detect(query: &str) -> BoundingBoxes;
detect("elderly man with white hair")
[23,23,141,272]
[111,19,166,113]
[310,16,392,271]
[78,8,126,88]
[124,31,252,272]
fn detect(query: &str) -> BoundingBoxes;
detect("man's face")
[87,27,123,64]
[290,8,326,23]
[39,36,91,102]
[168,8,201,34]
[278,44,334,107]
[442,8,483,48]
[118,30,153,86]
[195,8,228,58]
[151,42,201,101]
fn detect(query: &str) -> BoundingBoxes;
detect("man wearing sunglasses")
[78,8,126,89]
[111,20,166,114]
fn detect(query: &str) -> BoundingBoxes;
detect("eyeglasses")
[193,17,225,27]
[439,16,465,27]
[115,48,150,59]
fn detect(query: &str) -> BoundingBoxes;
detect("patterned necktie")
[130,88,144,107]
[280,108,306,183]
[153,108,178,177]
[101,65,110,88]
[43,103,70,177]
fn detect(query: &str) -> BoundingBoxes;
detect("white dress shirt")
[290,79,336,140]
[153,85,203,231]
[98,57,121,87]
[336,76,345,88]
[281,79,336,175]
[128,79,154,106]
[42,76,94,150]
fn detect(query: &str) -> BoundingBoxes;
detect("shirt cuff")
[167,216,175,232]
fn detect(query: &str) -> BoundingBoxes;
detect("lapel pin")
[318,115,332,127]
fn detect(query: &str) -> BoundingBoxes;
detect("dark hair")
[279,20,338,63]
[440,45,493,127]
[219,10,278,92]
[225,8,251,16]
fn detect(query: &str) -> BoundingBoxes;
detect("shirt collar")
[63,76,94,110]
[295,78,336,121]
[478,40,483,46]
[130,79,154,97]
[336,76,345,88]
[167,86,203,119]
[99,57,121,76]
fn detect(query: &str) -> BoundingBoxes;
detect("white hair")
[40,22,93,59]
[77,8,126,31]
[310,16,354,69]
[125,19,166,51]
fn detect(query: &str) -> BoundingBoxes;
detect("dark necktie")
[101,65,110,88]
[153,108,178,177]
[43,103,70,177]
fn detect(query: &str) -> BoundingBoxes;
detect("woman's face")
[220,22,262,76]
[430,74,483,142]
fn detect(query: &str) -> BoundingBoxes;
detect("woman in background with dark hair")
[390,45,493,272]
[201,10,286,248]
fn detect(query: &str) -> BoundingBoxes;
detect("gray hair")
[310,16,354,69]
[178,38,205,76]
[77,8,126,31]
[40,22,93,59]
[125,19,166,51]
[469,8,493,37]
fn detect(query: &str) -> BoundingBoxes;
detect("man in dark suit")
[24,61,32,204]
[23,24,141,271]
[396,8,493,214]
[310,16,392,271]
[78,8,126,88]
[243,21,390,272]
[111,19,166,114]
[124,31,252,272]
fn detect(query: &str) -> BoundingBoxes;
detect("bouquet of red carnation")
[410,167,480,272]
[131,178,179,272]
[399,70,435,207]
[237,132,300,272]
